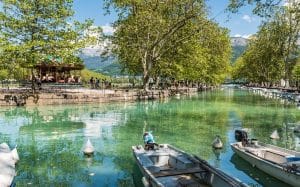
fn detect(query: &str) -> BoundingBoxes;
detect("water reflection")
[212,148,221,168]
[0,89,299,186]
[230,154,290,187]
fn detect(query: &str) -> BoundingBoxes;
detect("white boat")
[132,144,247,187]
[0,143,18,187]
[231,140,300,187]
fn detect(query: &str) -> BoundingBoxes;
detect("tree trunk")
[142,57,153,91]
[31,68,36,94]
[143,73,150,91]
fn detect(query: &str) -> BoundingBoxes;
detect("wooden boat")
[0,143,18,187]
[231,140,300,187]
[132,144,247,187]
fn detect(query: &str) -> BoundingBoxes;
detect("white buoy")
[0,142,17,187]
[83,139,95,155]
[212,135,223,149]
[0,143,10,153]
[270,130,280,139]
[11,146,19,163]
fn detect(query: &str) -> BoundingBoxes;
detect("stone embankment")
[0,87,199,106]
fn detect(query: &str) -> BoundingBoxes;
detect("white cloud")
[101,24,115,35]
[242,15,254,23]
[242,34,252,39]
[283,0,300,7]
[233,34,252,39]
[81,39,112,57]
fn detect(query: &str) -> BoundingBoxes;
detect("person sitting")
[143,131,158,150]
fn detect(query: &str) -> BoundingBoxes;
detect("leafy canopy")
[106,0,231,89]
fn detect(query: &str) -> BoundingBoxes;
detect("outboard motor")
[235,129,248,141]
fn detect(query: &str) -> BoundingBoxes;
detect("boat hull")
[231,143,300,187]
[133,144,247,187]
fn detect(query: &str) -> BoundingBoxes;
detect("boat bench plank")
[169,153,192,164]
[153,167,206,177]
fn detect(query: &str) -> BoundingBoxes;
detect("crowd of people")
[32,74,82,84]
[89,77,111,89]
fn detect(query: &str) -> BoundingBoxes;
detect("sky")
[73,0,262,38]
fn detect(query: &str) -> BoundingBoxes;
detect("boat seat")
[138,155,154,167]
[145,152,170,157]
[170,153,192,164]
[169,154,194,170]
[244,147,267,158]
[264,150,287,164]
[153,167,206,177]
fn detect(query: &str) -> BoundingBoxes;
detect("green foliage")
[292,63,300,81]
[232,22,285,83]
[231,45,247,64]
[106,0,231,89]
[227,0,283,17]
[0,66,30,80]
[167,22,231,85]
[232,6,300,85]
[0,0,101,82]
[99,62,123,76]
[80,69,108,83]
[0,69,9,80]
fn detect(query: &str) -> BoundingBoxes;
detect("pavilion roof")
[34,55,84,70]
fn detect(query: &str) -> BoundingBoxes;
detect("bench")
[138,155,153,167]
[169,153,193,169]
[153,167,206,177]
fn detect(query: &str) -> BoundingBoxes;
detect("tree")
[292,62,300,89]
[0,0,100,91]
[279,2,300,87]
[228,0,284,17]
[231,1,300,87]
[229,0,300,87]
[167,22,231,85]
[106,0,230,90]
[232,21,286,85]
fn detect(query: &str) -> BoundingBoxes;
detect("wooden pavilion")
[34,56,84,83]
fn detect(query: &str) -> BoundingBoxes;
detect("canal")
[0,88,299,187]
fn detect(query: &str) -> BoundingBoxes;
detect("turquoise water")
[0,89,299,187]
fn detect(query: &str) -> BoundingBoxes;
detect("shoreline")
[0,87,199,106]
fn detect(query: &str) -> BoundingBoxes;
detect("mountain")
[79,54,112,70]
[230,37,249,64]
[80,36,249,75]
[79,53,123,76]
[231,37,248,46]
[96,63,123,76]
